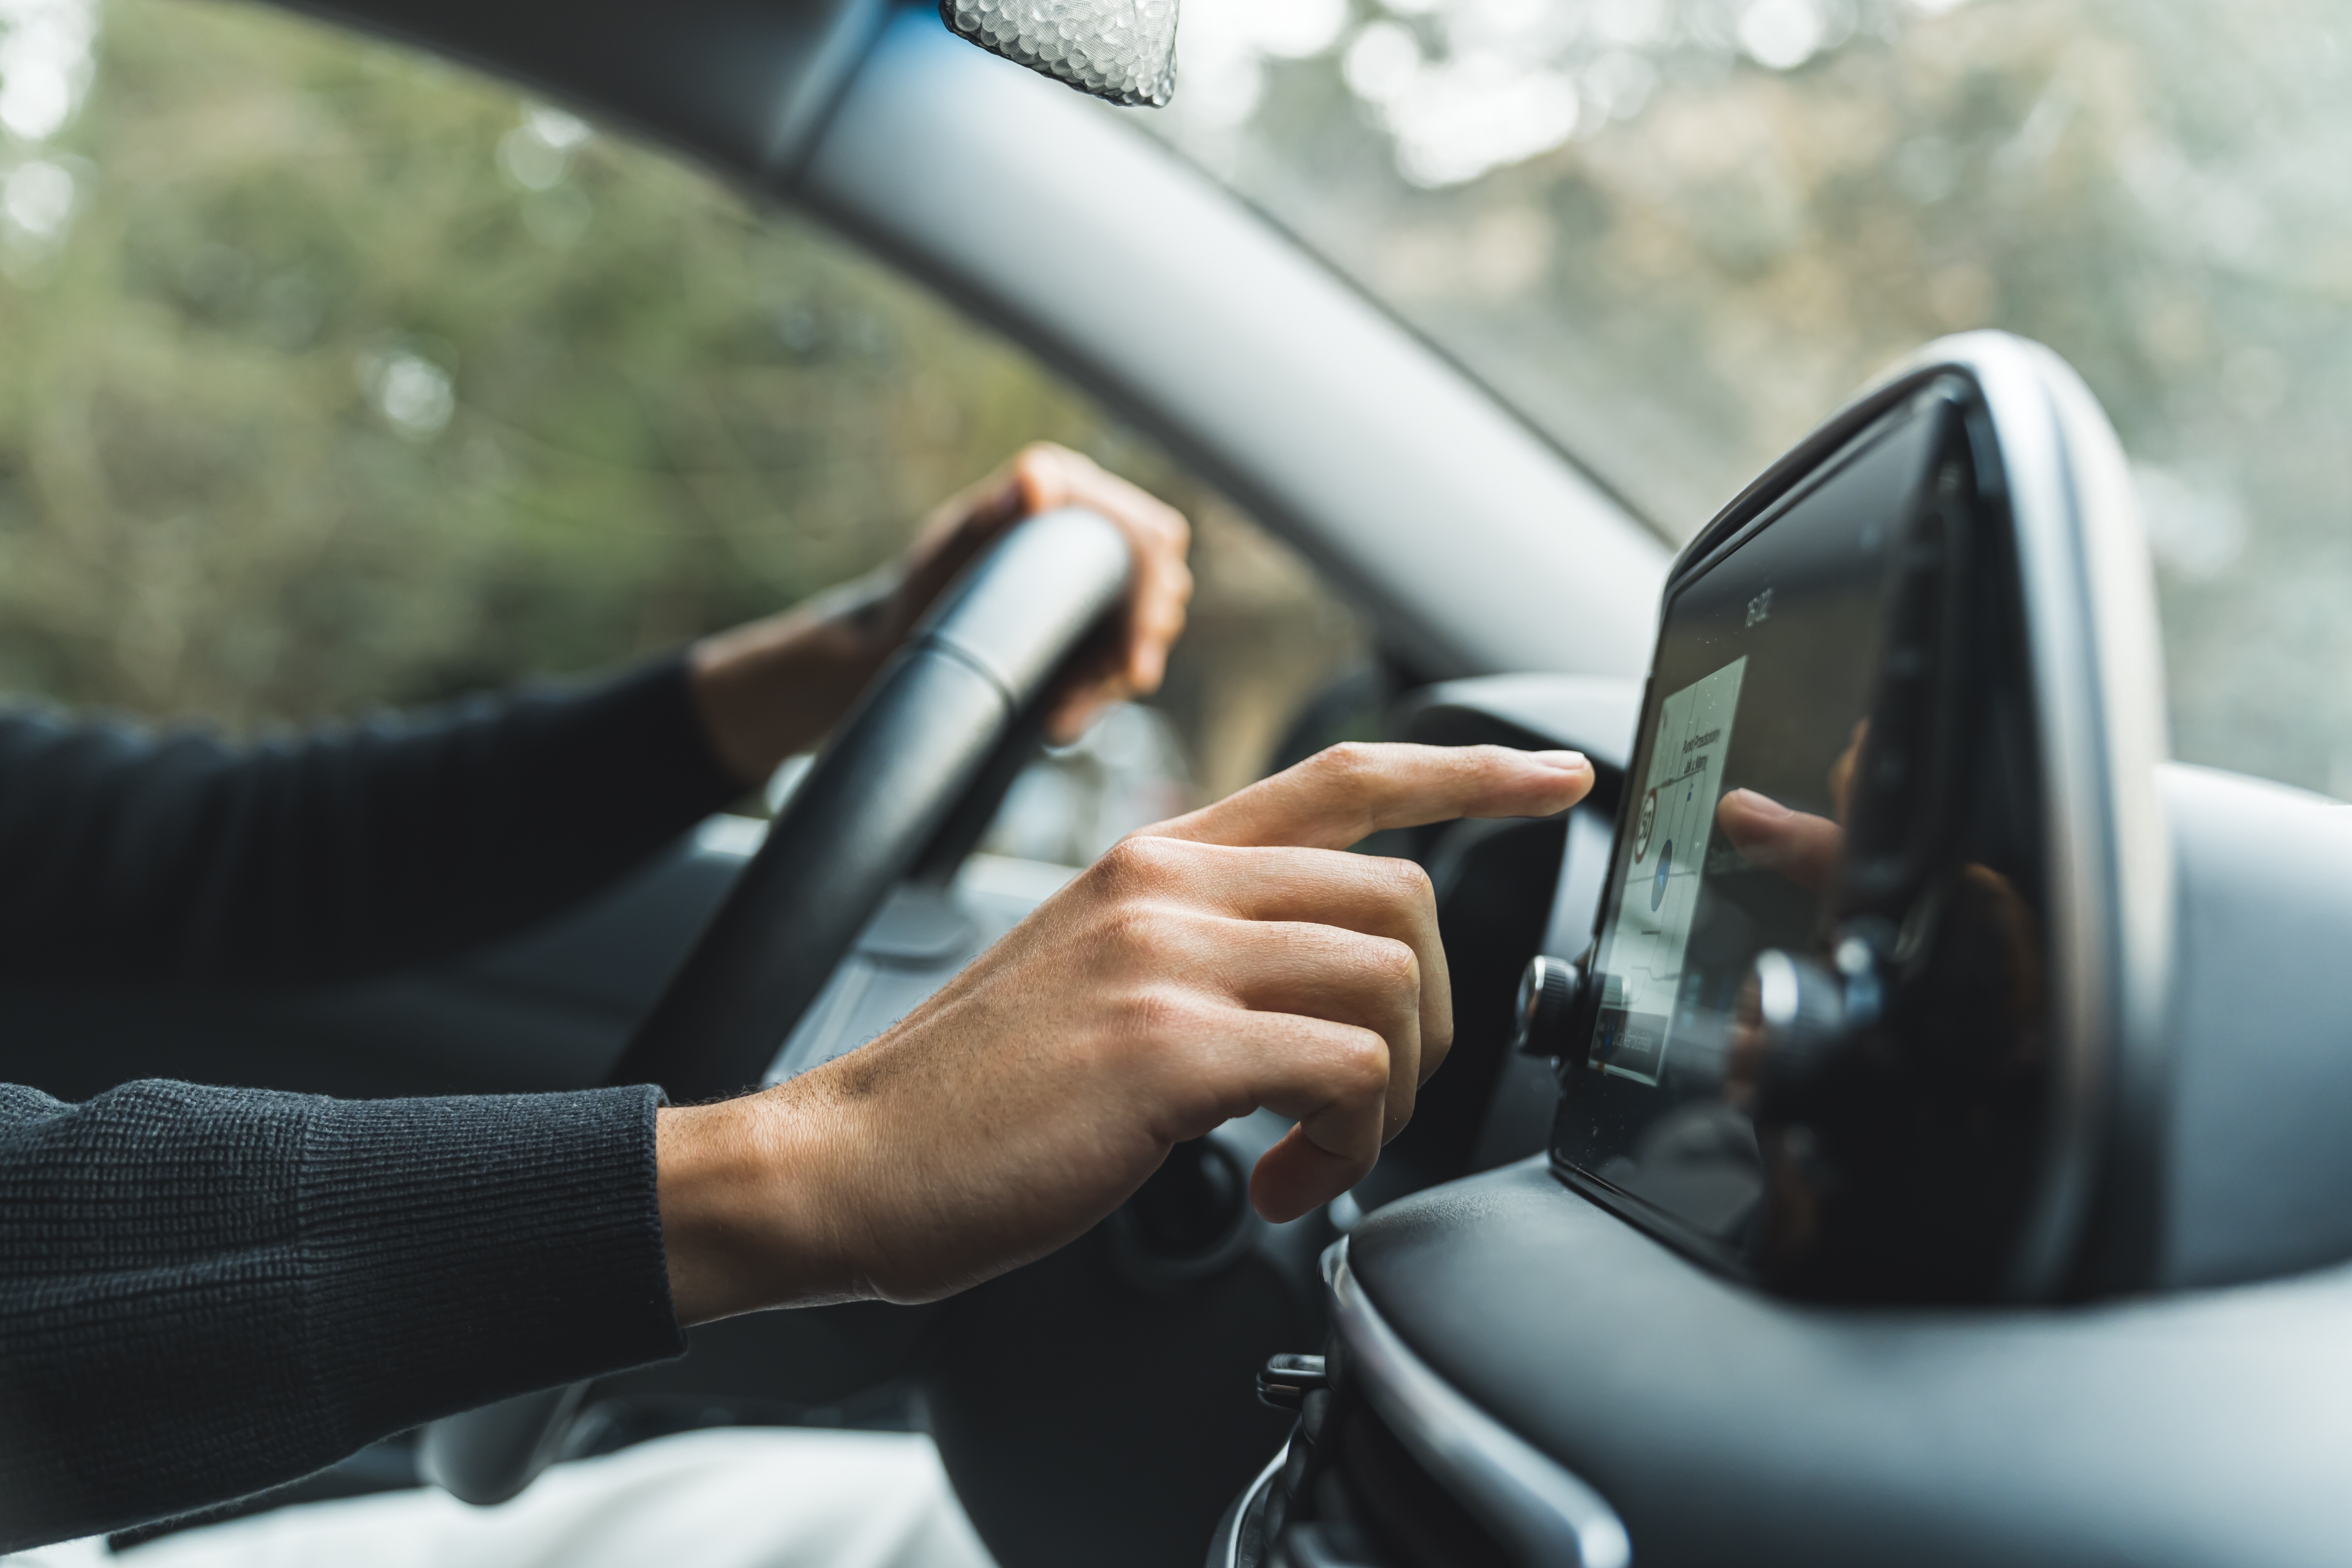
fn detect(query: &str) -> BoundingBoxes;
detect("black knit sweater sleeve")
[0,658,753,1546]
[0,1079,684,1549]
[0,653,745,988]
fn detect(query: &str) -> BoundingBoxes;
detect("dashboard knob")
[1747,948,1855,1111]
[1255,1353,1329,1411]
[1512,953,1584,1059]
[1124,1136,1248,1258]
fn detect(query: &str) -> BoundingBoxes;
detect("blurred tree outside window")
[1152,0,2352,795]
[0,0,1364,845]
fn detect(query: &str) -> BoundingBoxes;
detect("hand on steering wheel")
[689,443,1193,783]
[889,443,1194,743]
[655,741,1595,1323]
[427,496,1164,1502]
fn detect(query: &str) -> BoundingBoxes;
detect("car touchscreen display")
[1558,401,1948,1250]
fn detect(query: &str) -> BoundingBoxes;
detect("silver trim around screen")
[1859,333,2173,1296]
[1625,330,2172,1300]
[1325,1240,1632,1568]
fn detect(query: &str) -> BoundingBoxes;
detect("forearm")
[0,1080,682,1549]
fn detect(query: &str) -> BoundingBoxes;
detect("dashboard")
[1217,335,2352,1568]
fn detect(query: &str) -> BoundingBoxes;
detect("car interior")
[9,1,2352,1566]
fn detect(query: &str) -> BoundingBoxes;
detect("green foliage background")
[0,0,1359,791]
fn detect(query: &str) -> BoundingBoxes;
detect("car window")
[1150,0,2352,794]
[0,0,1363,852]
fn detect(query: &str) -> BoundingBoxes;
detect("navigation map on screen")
[1591,655,1747,1084]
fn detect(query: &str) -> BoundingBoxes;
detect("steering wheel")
[419,507,1133,1502]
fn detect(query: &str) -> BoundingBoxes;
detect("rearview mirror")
[936,0,1180,106]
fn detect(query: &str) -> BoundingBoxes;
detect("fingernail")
[1530,750,1590,772]
[1724,788,1788,817]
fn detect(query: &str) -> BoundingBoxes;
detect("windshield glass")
[0,0,1361,825]
[1148,0,2351,793]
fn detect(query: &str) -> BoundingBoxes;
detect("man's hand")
[886,442,1194,742]
[655,742,1593,1323]
[689,443,1193,783]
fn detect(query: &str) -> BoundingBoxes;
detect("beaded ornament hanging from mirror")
[937,0,1180,107]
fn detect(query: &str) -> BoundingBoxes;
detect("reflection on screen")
[1591,656,1746,1085]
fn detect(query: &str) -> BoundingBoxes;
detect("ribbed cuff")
[298,1084,684,1446]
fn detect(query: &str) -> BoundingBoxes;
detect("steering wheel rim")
[607,505,1131,1101]
[421,506,1131,1503]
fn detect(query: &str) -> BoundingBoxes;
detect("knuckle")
[1098,832,1189,892]
[1313,741,1383,792]
[1378,854,1435,908]
[1334,1031,1392,1100]
[1084,844,1135,898]
[1094,900,1171,966]
[1012,443,1069,496]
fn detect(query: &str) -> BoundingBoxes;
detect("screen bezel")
[1550,391,1945,1281]
[1547,334,2173,1301]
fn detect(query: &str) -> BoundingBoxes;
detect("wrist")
[687,572,904,786]
[655,1089,868,1324]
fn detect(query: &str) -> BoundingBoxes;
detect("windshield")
[1148,0,2351,793]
